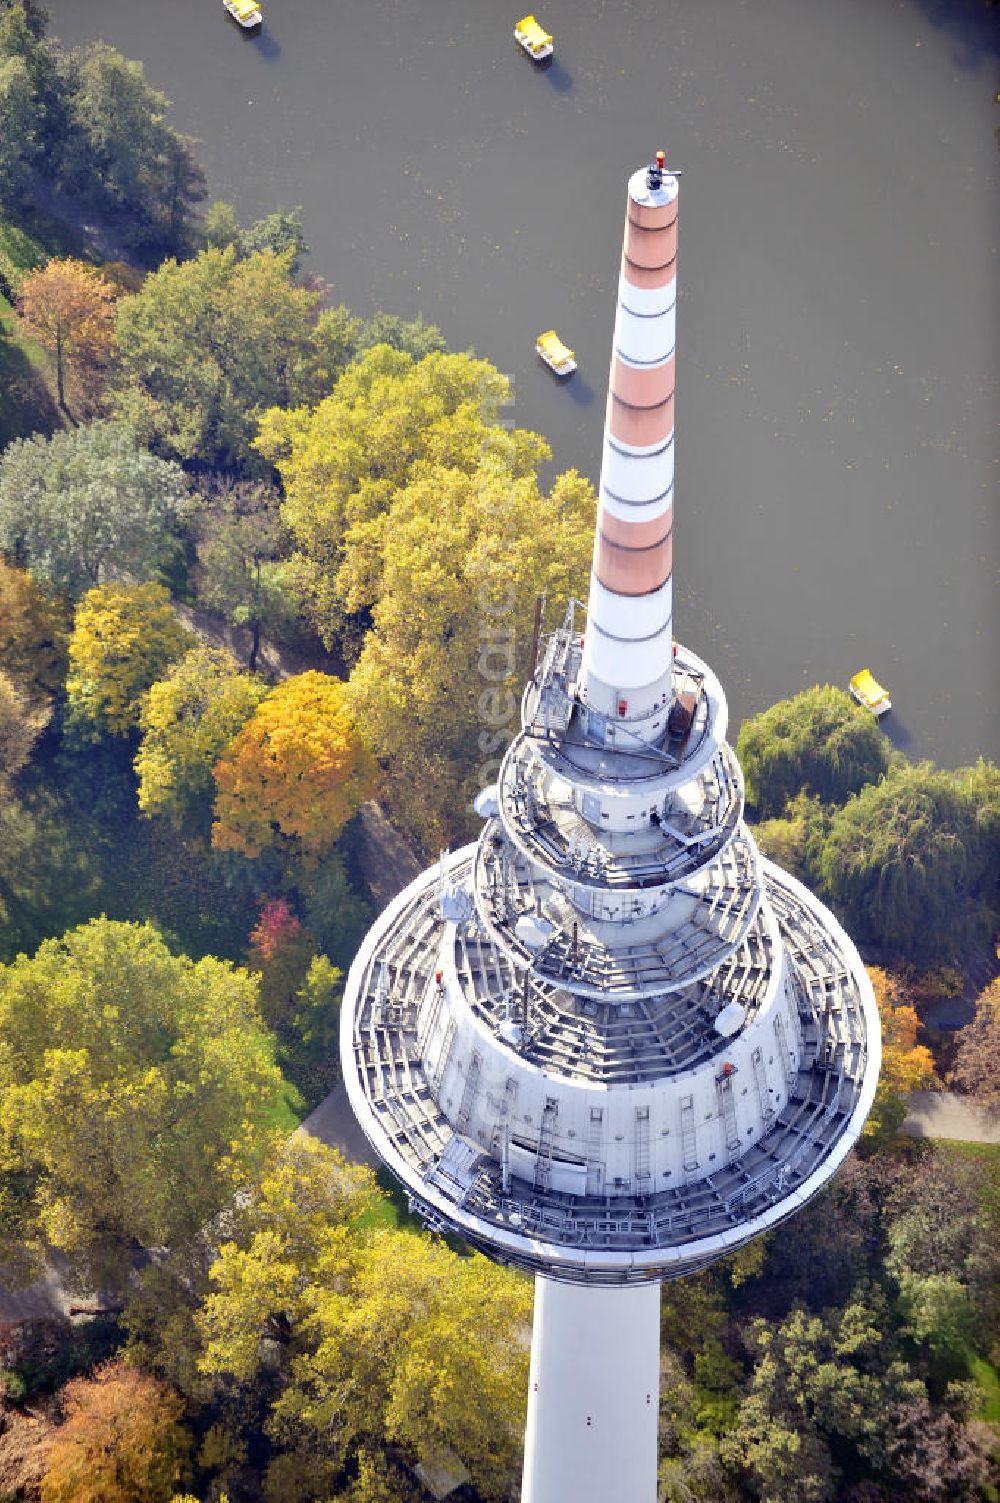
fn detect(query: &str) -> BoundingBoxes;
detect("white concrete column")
[521,1276,661,1503]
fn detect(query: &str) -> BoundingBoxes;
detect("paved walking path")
[901,1090,1000,1146]
[300,1080,380,1169]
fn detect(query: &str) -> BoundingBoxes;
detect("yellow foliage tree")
[66,582,193,739]
[865,966,936,1141]
[135,645,267,823]
[0,560,68,706]
[197,1138,531,1502]
[347,461,595,851]
[17,258,118,409]
[0,917,285,1288]
[255,345,549,652]
[211,671,376,861]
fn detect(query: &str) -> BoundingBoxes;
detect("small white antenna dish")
[713,1001,746,1037]
[439,882,473,924]
[515,913,555,950]
[473,785,500,819]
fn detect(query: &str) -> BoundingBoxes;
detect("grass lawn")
[267,1078,307,1134]
[970,1354,1000,1425]
[936,1139,1000,1164]
[354,1166,424,1233]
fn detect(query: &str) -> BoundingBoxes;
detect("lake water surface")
[45,0,999,765]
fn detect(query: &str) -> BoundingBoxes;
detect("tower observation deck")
[341,154,879,1503]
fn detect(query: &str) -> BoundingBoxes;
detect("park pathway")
[902,1091,1000,1146]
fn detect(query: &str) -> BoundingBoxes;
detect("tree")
[356,310,446,361]
[112,247,348,471]
[299,852,374,973]
[197,1138,531,1502]
[0,421,190,598]
[134,645,267,824]
[201,198,239,251]
[203,201,310,272]
[819,765,994,963]
[949,977,1000,1117]
[40,1360,192,1503]
[0,6,69,194]
[0,917,285,1289]
[883,1383,998,1503]
[0,668,48,802]
[256,344,549,650]
[237,205,309,272]
[736,686,891,820]
[956,759,1000,913]
[193,478,299,671]
[62,43,205,254]
[17,258,118,409]
[0,52,37,205]
[346,462,594,849]
[0,2,49,42]
[211,672,376,862]
[246,900,342,1080]
[157,131,208,256]
[0,560,68,704]
[864,967,936,1141]
[753,791,828,885]
[746,1153,881,1316]
[722,1292,925,1503]
[66,582,193,740]
[248,898,314,1032]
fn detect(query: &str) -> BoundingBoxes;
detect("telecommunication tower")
[341,153,879,1503]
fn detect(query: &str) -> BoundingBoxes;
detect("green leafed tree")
[66,581,193,740]
[134,645,268,824]
[236,204,309,273]
[193,478,301,672]
[0,421,190,598]
[722,1292,925,1503]
[0,5,69,193]
[818,763,996,962]
[356,309,446,361]
[0,916,285,1290]
[61,43,206,254]
[203,200,310,272]
[736,684,891,820]
[112,247,352,471]
[0,52,37,205]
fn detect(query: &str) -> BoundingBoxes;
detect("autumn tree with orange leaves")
[40,1361,192,1503]
[212,671,376,862]
[17,258,118,409]
[865,966,936,1141]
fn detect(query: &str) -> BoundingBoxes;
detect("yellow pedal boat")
[536,329,576,376]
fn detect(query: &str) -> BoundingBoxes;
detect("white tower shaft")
[522,1278,661,1503]
[579,155,679,741]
